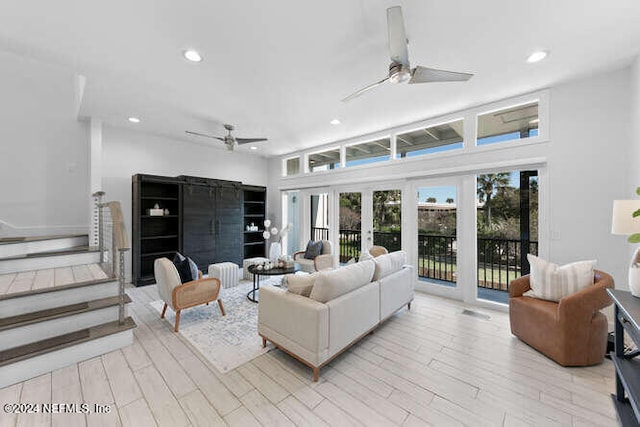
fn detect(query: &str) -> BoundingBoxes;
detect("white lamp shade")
[611,200,640,235]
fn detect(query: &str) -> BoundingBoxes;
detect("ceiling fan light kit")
[342,5,474,102]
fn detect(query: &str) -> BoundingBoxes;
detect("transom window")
[345,137,391,167]
[396,120,464,158]
[308,148,341,172]
[285,157,300,176]
[477,101,539,146]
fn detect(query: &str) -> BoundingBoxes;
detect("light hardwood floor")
[0,284,618,427]
[0,264,108,296]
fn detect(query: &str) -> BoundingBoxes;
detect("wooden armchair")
[154,258,225,332]
[369,245,389,258]
[293,240,335,272]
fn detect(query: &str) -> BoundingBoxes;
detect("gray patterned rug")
[149,277,283,373]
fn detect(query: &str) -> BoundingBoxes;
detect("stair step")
[0,234,87,245]
[0,277,119,318]
[0,294,130,330]
[0,234,89,259]
[0,249,100,275]
[0,318,135,388]
[0,317,135,366]
[0,298,133,352]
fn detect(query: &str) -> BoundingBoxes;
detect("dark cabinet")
[132,174,264,286]
[182,179,243,271]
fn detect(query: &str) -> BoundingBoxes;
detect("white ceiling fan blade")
[341,77,390,103]
[387,6,409,66]
[409,66,473,84]
[236,138,268,145]
[185,130,225,141]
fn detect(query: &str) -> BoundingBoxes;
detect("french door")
[335,185,403,263]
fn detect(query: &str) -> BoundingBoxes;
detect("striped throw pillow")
[524,254,595,302]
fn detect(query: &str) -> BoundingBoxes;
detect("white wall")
[0,52,89,237]
[101,126,269,280]
[267,64,635,293]
[547,66,631,286]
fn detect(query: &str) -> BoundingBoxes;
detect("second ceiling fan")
[342,6,473,102]
[186,124,267,151]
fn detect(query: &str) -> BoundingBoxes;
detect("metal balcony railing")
[326,227,539,292]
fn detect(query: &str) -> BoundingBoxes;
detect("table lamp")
[611,200,640,296]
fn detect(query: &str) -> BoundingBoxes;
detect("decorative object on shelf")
[148,203,164,216]
[262,220,292,261]
[611,190,640,297]
[164,208,170,215]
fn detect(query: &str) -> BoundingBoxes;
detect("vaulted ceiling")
[1,1,639,156]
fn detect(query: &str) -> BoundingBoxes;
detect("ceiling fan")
[342,6,473,102]
[186,124,268,151]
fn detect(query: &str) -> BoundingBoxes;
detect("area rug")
[149,277,284,373]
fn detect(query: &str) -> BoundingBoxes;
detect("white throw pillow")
[524,254,595,302]
[285,272,317,297]
[309,259,375,303]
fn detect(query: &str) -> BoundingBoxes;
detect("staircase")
[0,199,136,388]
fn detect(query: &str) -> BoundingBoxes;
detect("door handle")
[216,220,221,236]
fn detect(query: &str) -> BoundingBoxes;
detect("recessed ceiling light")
[330,119,341,125]
[527,50,548,63]
[183,49,203,63]
[250,146,258,150]
[128,117,141,123]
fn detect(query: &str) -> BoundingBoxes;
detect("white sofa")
[258,250,414,381]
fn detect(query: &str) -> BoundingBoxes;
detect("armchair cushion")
[524,254,595,302]
[304,240,323,260]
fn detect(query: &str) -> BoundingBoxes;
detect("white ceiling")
[1,0,640,157]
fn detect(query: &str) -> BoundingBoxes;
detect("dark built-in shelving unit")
[243,185,267,259]
[132,174,266,286]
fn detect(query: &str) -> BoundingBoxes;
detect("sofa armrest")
[173,278,220,310]
[314,254,335,271]
[258,286,329,354]
[509,275,531,298]
[558,270,614,323]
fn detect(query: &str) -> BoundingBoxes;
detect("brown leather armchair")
[509,270,614,366]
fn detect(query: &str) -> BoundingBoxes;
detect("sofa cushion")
[372,250,407,281]
[304,240,323,260]
[524,254,595,302]
[309,260,375,303]
[285,272,317,297]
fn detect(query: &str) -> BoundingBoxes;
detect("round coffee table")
[247,263,299,303]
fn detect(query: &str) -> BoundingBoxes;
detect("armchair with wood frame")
[293,240,336,273]
[154,257,225,332]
